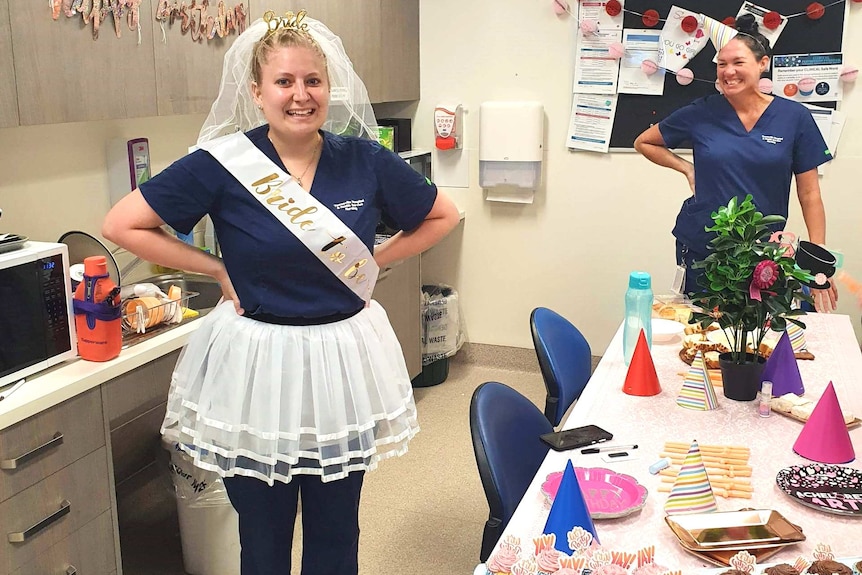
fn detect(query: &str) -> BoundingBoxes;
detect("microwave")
[399,150,432,182]
[0,241,77,386]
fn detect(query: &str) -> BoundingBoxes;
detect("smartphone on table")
[539,425,613,452]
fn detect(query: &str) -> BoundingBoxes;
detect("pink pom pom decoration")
[552,0,569,16]
[608,42,625,59]
[676,68,694,85]
[580,19,598,34]
[641,59,658,76]
[840,65,859,83]
[758,78,773,93]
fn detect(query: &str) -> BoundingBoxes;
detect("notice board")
[610,0,846,149]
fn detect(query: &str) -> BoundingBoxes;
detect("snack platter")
[771,407,861,430]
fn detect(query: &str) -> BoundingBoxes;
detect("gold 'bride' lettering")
[344,258,367,284]
[249,174,318,230]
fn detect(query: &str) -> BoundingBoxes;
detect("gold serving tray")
[680,543,784,567]
[665,509,805,551]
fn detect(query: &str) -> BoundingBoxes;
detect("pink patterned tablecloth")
[495,313,862,572]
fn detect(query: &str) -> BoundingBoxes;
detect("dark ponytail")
[734,13,772,60]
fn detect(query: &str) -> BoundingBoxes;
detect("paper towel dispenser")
[479,101,543,189]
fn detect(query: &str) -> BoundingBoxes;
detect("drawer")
[11,510,116,575]
[1,447,111,573]
[0,388,105,502]
[104,350,179,430]
[111,402,165,485]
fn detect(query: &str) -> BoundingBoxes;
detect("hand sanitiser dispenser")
[479,101,543,203]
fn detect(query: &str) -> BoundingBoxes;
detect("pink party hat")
[664,440,718,515]
[793,382,855,464]
[543,460,599,553]
[785,322,807,353]
[762,332,805,396]
[677,351,719,411]
[623,330,662,396]
[700,14,738,53]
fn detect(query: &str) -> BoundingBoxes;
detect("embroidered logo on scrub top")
[762,135,784,144]
[333,199,365,211]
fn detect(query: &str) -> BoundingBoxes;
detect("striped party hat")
[677,351,719,411]
[664,440,718,515]
[785,322,807,353]
[700,14,737,53]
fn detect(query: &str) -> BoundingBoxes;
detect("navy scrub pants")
[223,471,365,575]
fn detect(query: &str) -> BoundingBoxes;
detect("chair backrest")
[470,381,553,561]
[530,307,592,426]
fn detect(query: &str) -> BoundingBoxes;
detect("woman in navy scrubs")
[634,14,837,312]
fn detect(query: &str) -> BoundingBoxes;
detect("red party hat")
[623,330,662,396]
[793,382,855,464]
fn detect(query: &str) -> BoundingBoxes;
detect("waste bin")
[164,441,240,575]
[413,284,463,387]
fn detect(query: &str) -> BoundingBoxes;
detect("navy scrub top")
[659,94,832,255]
[140,126,438,319]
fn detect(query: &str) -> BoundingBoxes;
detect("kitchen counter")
[0,320,201,431]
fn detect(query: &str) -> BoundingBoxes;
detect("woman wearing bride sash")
[103,11,459,575]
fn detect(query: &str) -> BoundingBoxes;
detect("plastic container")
[164,441,240,575]
[623,271,653,366]
[73,256,122,361]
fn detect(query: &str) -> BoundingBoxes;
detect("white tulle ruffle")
[161,301,419,484]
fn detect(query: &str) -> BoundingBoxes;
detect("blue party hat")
[762,331,804,396]
[543,460,599,553]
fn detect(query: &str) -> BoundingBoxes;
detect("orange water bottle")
[73,256,122,361]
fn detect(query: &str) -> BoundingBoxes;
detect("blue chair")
[530,307,592,427]
[470,381,553,562]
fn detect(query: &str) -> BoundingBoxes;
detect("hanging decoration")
[552,0,858,89]
[155,0,248,44]
[52,0,142,41]
[676,68,695,85]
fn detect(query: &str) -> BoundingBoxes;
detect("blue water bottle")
[623,271,653,365]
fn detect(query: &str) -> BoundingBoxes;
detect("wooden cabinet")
[374,256,422,379]
[379,0,419,102]
[153,1,256,115]
[0,386,115,574]
[3,0,417,126]
[0,0,18,128]
[8,0,157,125]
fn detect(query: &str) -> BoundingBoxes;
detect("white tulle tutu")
[161,300,419,484]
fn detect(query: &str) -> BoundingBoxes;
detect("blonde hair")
[251,27,329,85]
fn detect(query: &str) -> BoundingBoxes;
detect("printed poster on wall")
[579,0,625,30]
[773,53,843,103]
[657,5,709,73]
[573,29,623,94]
[618,29,665,95]
[566,94,618,153]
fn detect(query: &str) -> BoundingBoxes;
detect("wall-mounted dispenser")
[479,101,543,202]
[107,138,150,206]
[434,103,462,150]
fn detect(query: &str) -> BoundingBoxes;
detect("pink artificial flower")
[752,260,779,289]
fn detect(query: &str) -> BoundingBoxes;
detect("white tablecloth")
[494,314,862,572]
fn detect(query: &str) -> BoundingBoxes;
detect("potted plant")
[688,194,814,401]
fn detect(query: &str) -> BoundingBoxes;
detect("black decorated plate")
[0,234,28,254]
[776,464,862,516]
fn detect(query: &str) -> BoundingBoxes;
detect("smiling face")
[251,38,329,142]
[716,38,769,97]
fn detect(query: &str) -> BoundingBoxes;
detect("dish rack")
[121,291,199,335]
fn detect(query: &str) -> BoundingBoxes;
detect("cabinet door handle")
[0,432,64,470]
[66,566,78,575]
[7,499,71,543]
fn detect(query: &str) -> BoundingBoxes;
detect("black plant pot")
[718,353,766,401]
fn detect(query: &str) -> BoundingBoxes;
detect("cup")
[124,297,165,331]
[795,241,836,288]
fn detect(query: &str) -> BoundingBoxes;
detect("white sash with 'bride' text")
[199,132,379,302]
